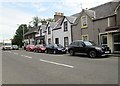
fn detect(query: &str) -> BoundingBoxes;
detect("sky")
[0,0,114,42]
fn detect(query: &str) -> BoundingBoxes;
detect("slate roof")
[54,17,64,29]
[24,27,38,36]
[66,16,77,24]
[90,2,119,19]
[40,25,46,33]
[71,1,119,24]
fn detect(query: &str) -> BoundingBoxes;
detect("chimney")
[54,12,64,22]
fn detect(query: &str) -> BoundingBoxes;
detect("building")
[35,25,46,45]
[24,27,38,45]
[45,12,77,48]
[71,1,120,53]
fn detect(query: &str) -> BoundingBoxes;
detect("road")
[2,50,118,84]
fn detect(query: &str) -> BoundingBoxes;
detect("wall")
[72,12,94,42]
[53,18,72,47]
[117,5,120,25]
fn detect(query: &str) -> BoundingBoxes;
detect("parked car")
[34,44,46,53]
[12,45,19,50]
[26,44,35,51]
[68,40,111,58]
[45,44,67,54]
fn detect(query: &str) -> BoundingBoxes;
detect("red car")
[26,44,35,51]
[34,44,46,53]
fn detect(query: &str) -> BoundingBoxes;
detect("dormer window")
[81,16,87,28]
[64,21,68,31]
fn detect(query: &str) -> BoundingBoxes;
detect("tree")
[46,18,54,22]
[32,16,41,27]
[12,24,28,47]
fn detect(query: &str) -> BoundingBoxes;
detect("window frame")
[82,34,89,41]
[64,21,68,32]
[81,16,88,28]
[64,37,69,47]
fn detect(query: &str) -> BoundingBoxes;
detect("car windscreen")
[84,41,95,46]
[54,44,64,48]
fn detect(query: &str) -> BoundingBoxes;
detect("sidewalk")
[111,54,120,57]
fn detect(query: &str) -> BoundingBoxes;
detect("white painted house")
[45,22,57,45]
[52,16,77,48]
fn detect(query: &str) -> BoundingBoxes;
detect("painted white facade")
[46,26,53,45]
[53,18,72,47]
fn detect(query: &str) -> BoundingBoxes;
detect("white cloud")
[32,2,48,13]
[0,7,35,41]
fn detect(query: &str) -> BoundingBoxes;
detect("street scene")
[2,50,118,84]
[0,0,120,85]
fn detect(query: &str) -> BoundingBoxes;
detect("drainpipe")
[71,25,73,42]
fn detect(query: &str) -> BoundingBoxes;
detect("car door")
[77,41,85,53]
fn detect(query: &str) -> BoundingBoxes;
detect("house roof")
[66,16,77,24]
[40,25,46,32]
[71,1,119,25]
[90,1,119,19]
[54,16,65,29]
[24,27,38,36]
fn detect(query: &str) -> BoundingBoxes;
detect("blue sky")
[0,0,113,42]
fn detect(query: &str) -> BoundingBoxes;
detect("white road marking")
[40,59,74,68]
[21,55,24,57]
[24,55,32,59]
[13,53,18,55]
[7,51,12,53]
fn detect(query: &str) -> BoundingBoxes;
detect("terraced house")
[46,12,77,48]
[71,1,120,53]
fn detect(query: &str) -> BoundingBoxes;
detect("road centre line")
[40,59,74,68]
[21,55,24,57]
[24,55,32,59]
[13,53,18,55]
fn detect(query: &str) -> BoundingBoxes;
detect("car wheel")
[69,50,74,56]
[89,50,97,58]
[53,50,56,54]
[45,50,48,54]
[39,50,41,53]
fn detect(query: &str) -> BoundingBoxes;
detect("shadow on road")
[67,54,112,59]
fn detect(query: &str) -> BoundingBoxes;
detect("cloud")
[0,6,35,41]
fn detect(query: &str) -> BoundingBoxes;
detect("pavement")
[2,50,118,84]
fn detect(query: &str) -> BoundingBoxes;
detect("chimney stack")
[54,12,64,22]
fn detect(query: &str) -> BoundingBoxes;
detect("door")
[55,38,59,44]
[77,41,86,53]
[113,33,120,53]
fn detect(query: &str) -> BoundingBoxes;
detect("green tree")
[12,24,28,47]
[32,16,41,27]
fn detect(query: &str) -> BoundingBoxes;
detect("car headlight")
[95,47,102,50]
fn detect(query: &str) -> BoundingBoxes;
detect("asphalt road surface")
[2,50,118,84]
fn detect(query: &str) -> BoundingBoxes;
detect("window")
[101,35,107,46]
[64,21,68,31]
[82,35,88,41]
[55,38,59,44]
[48,27,51,34]
[40,29,42,36]
[48,38,51,44]
[81,16,87,28]
[64,37,69,47]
